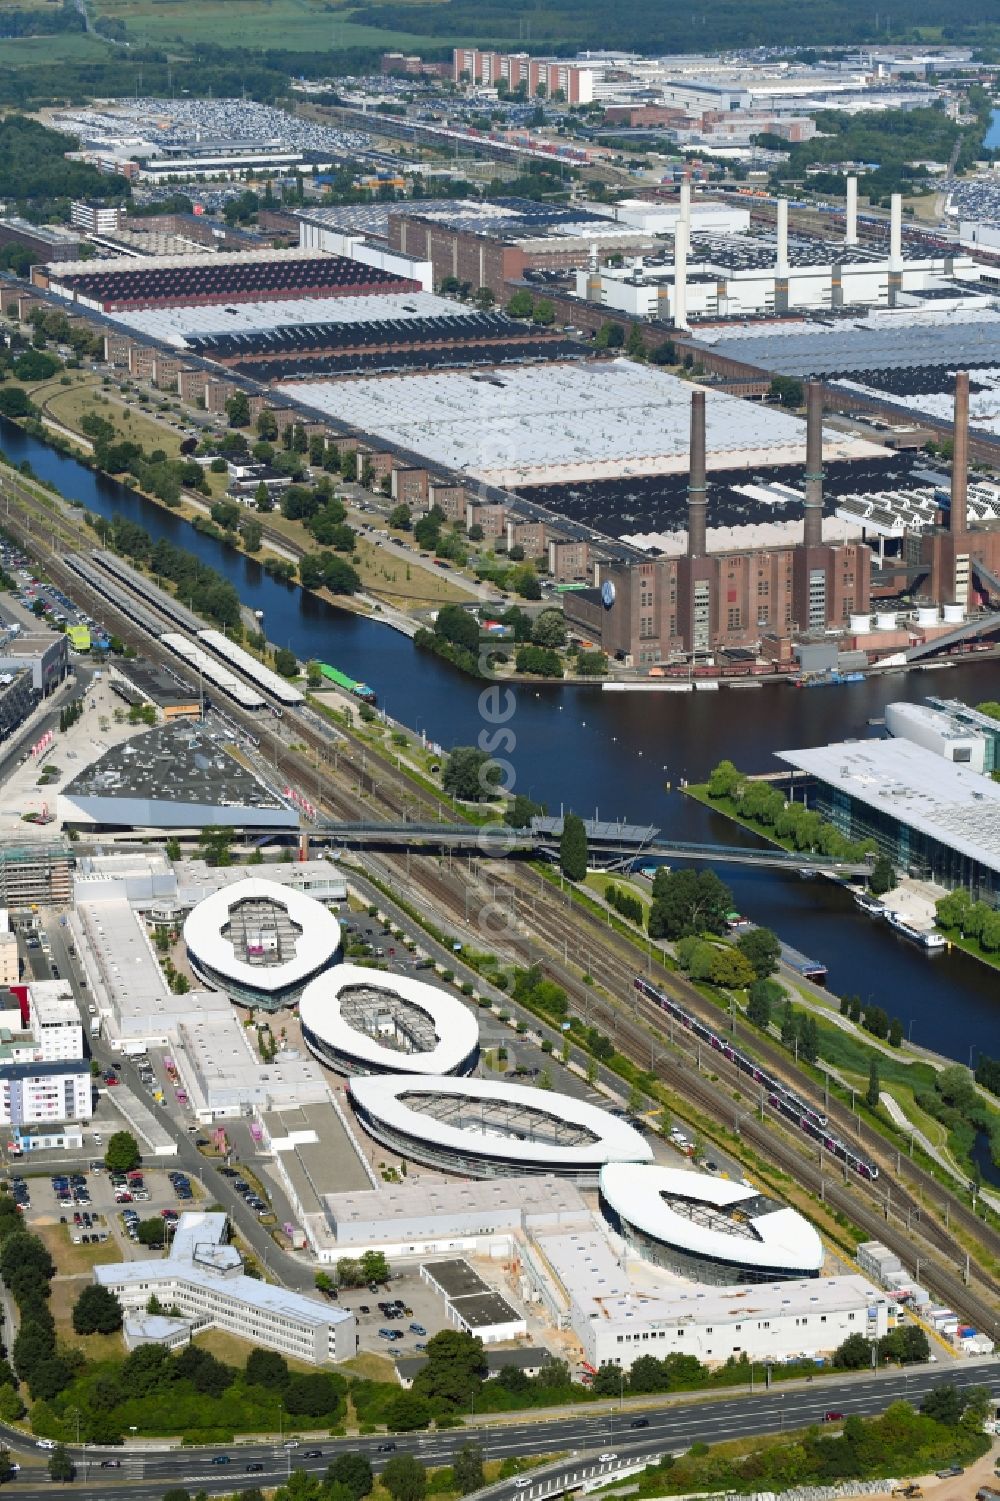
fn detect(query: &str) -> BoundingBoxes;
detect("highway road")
[2,1360,997,1498]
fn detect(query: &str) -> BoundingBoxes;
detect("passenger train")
[633,976,879,1182]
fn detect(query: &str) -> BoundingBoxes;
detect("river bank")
[3,412,1000,1065]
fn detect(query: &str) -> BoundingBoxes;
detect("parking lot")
[323,1265,455,1359]
[9,1160,202,1259]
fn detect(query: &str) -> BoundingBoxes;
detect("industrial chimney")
[776,198,789,277]
[950,370,969,537]
[888,192,903,305]
[803,381,824,549]
[687,389,707,559]
[845,176,858,247]
[673,217,689,333]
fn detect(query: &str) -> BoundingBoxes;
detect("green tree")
[388,503,412,530]
[72,1284,122,1335]
[736,927,781,979]
[246,1346,289,1388]
[868,855,897,896]
[706,759,741,798]
[137,1218,166,1247]
[833,1332,871,1369]
[240,518,263,553]
[648,868,732,940]
[165,837,181,862]
[531,609,566,648]
[412,1330,486,1409]
[382,1455,427,1501]
[888,1016,903,1048]
[385,1390,433,1431]
[506,290,534,319]
[325,1454,373,1500]
[104,1131,140,1174]
[442,746,502,803]
[532,298,555,325]
[769,375,804,407]
[708,946,755,989]
[359,1249,390,1284]
[747,977,783,1028]
[225,391,251,428]
[866,1056,881,1111]
[48,1445,75,1483]
[274,647,299,678]
[453,1445,485,1495]
[560,812,588,882]
[626,322,646,358]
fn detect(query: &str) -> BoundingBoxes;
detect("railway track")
[406,859,1000,1332]
[3,478,998,1325]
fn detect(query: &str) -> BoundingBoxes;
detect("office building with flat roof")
[95,1212,357,1363]
[776,736,1000,904]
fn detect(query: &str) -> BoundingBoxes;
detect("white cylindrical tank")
[875,610,898,631]
[849,612,872,633]
[914,606,939,626]
[942,603,965,624]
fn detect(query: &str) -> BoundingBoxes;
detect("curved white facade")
[349,1074,653,1184]
[183,877,341,1013]
[298,965,479,1077]
[600,1163,823,1285]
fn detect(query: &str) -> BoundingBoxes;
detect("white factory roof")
[536,1226,877,1332]
[280,362,873,485]
[600,1164,823,1274]
[325,1174,589,1231]
[111,290,461,348]
[776,737,1000,875]
[348,1074,654,1170]
[182,876,341,993]
[298,963,480,1075]
[96,1211,351,1328]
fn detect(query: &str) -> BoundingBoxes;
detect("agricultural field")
[87,0,435,52]
[0,32,113,63]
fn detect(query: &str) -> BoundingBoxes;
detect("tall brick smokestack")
[687,389,707,559]
[951,370,969,537]
[804,381,824,549]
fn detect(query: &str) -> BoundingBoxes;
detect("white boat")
[884,909,948,951]
[853,891,886,918]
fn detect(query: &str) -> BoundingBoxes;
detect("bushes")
[72,1286,122,1336]
[604,881,643,925]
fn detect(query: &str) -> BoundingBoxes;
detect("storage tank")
[942,603,964,624]
[914,606,939,627]
[875,611,898,631]
[849,612,872,633]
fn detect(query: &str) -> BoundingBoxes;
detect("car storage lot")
[11,1162,201,1258]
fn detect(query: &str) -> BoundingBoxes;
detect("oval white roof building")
[183,876,341,1013]
[298,965,479,1077]
[600,1163,823,1285]
[349,1074,653,1184]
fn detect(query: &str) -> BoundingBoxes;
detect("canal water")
[983,109,1000,150]
[2,417,999,1071]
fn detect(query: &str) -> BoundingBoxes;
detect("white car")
[36,1439,57,1450]
[513,1481,532,1490]
[598,1454,617,1464]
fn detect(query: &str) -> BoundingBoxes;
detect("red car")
[823,1411,844,1423]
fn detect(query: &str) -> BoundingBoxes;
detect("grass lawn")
[40,380,186,460]
[89,0,435,51]
[192,1327,314,1373]
[49,1275,124,1362]
[341,1350,397,1382]
[37,1222,121,1275]
[583,870,651,920]
[0,32,112,63]
[261,510,478,611]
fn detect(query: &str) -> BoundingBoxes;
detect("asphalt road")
[40,923,318,1294]
[5,1360,998,1498]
